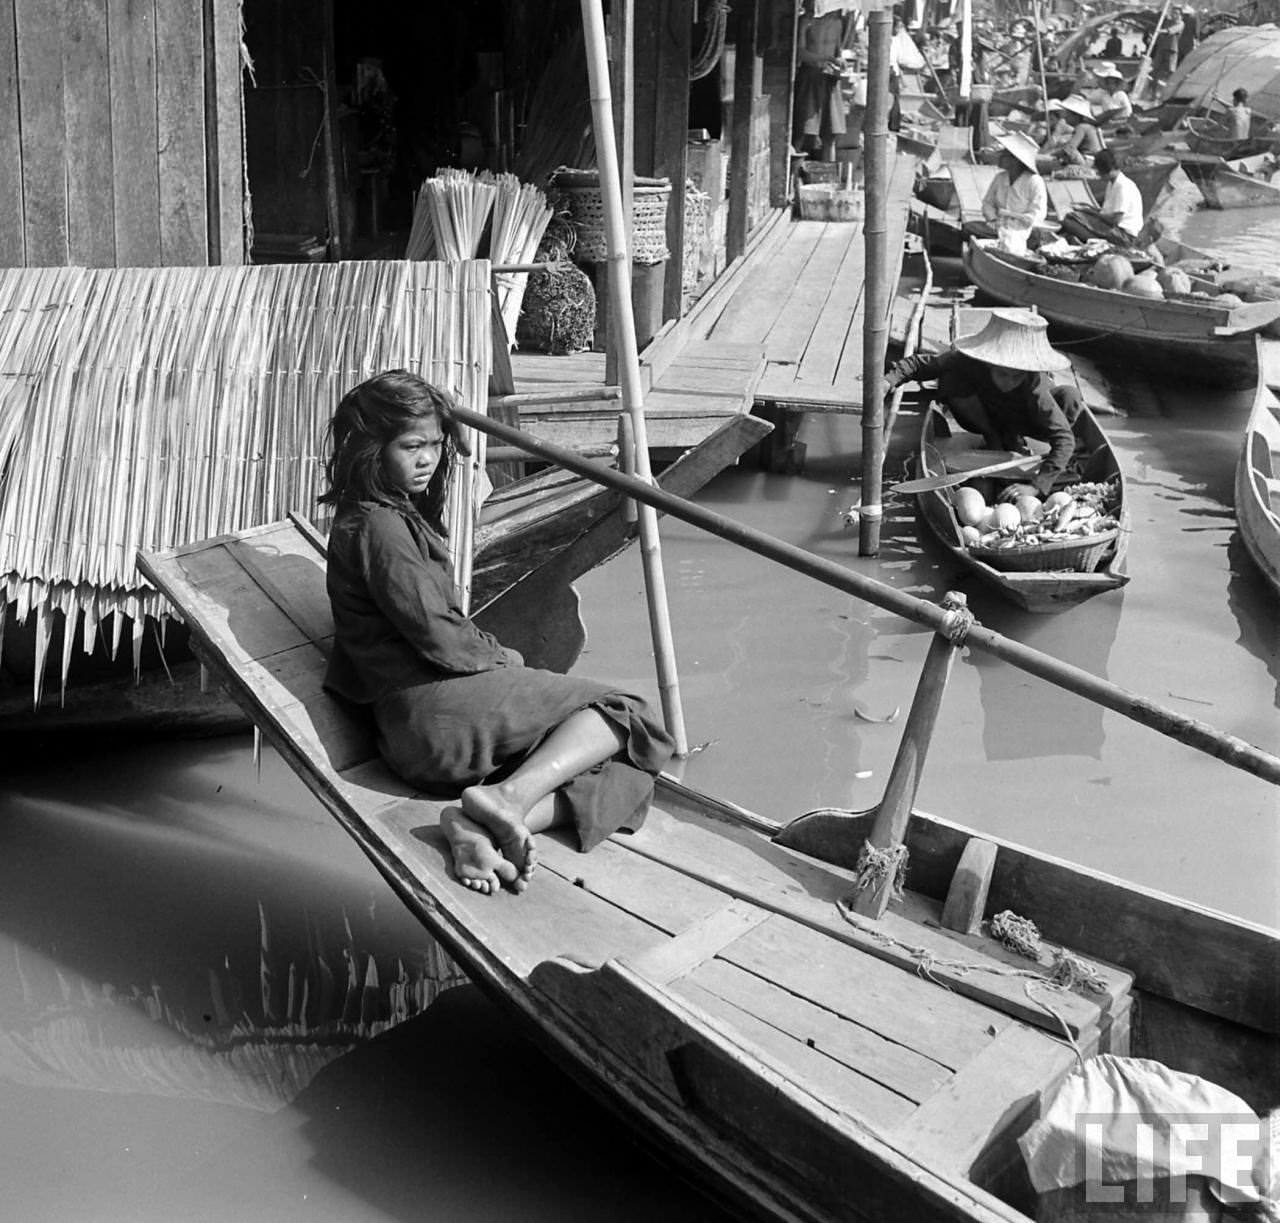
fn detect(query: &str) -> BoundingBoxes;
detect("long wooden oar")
[890,453,1040,494]
[447,403,1280,789]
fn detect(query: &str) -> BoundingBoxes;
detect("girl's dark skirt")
[372,666,675,853]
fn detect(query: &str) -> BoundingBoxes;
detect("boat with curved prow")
[915,402,1130,613]
[138,499,1277,1223]
[1236,337,1280,596]
[963,237,1280,384]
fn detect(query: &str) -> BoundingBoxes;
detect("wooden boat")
[1184,113,1275,161]
[1178,151,1280,209]
[963,237,1280,384]
[138,510,1277,1223]
[914,403,1130,613]
[0,414,768,736]
[1236,337,1280,595]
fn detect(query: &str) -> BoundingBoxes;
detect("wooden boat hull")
[915,404,1130,613]
[1179,154,1280,209]
[0,414,769,736]
[963,238,1280,384]
[1236,338,1280,595]
[1184,115,1274,161]
[137,519,1278,1223]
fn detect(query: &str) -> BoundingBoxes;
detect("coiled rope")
[691,0,731,81]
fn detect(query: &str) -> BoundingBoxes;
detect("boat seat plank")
[675,975,920,1129]
[715,913,1002,1071]
[948,165,1000,223]
[226,535,335,648]
[623,899,773,986]
[620,804,1127,1047]
[679,957,953,1106]
[893,1023,1076,1176]
[1045,179,1097,219]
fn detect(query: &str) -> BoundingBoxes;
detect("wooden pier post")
[849,591,972,918]
[859,3,892,557]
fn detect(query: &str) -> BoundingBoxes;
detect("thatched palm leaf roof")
[0,259,493,701]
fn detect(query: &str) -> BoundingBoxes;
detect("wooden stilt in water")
[849,591,973,919]
[579,0,688,756]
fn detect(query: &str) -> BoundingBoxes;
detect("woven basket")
[682,181,709,294]
[554,171,672,265]
[799,159,843,185]
[969,529,1119,573]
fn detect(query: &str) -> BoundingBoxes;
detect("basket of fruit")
[951,481,1122,573]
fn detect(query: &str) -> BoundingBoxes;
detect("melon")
[1122,270,1163,299]
[1156,266,1191,297]
[1214,292,1244,309]
[952,486,988,527]
[1090,253,1134,290]
[960,525,982,546]
[1043,490,1072,513]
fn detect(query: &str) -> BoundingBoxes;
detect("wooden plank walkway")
[692,152,919,413]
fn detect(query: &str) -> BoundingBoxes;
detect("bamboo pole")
[1032,0,1051,122]
[447,403,1280,789]
[488,386,623,409]
[851,591,968,918]
[1132,0,1174,103]
[959,0,973,101]
[580,0,688,756]
[860,5,892,558]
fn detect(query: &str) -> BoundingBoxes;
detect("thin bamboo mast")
[1032,0,1050,123]
[959,0,973,100]
[580,0,689,756]
[859,2,893,557]
[1133,0,1174,102]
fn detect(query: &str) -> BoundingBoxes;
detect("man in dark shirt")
[884,308,1081,495]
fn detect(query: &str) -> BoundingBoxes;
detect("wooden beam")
[15,0,69,264]
[654,0,691,321]
[762,0,799,208]
[109,0,162,265]
[157,0,210,264]
[727,0,757,262]
[205,0,246,264]
[63,0,116,266]
[0,0,23,264]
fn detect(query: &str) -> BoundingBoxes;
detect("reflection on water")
[1157,170,1280,273]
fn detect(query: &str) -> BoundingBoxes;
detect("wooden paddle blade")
[891,454,1040,495]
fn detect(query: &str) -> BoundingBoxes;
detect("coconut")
[1156,266,1191,297]
[1122,270,1164,299]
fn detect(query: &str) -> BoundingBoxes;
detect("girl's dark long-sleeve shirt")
[889,349,1076,472]
[324,500,510,704]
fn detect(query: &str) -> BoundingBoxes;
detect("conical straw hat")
[953,308,1071,372]
[1052,94,1096,122]
[994,131,1041,173]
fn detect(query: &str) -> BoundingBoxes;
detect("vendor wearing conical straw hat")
[1043,94,1105,166]
[974,132,1048,239]
[885,309,1081,495]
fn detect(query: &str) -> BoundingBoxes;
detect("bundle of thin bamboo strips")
[405,168,497,262]
[485,172,554,343]
[0,260,493,707]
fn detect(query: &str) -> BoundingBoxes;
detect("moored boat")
[963,236,1280,384]
[1235,337,1280,595]
[138,500,1278,1223]
[914,402,1130,613]
[1179,151,1280,209]
[1184,113,1275,160]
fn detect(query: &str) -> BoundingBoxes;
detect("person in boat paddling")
[884,309,1080,496]
[319,370,674,896]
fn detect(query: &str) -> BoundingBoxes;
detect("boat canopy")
[1163,24,1280,119]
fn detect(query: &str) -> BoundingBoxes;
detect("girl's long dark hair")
[319,369,470,535]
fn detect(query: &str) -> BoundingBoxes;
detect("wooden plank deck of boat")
[139,518,1137,1221]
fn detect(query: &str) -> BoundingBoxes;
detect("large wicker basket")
[969,529,1119,573]
[552,169,671,265]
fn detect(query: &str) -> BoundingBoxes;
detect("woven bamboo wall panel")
[0,259,493,692]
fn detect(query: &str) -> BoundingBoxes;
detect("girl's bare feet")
[440,806,520,895]
[460,783,538,889]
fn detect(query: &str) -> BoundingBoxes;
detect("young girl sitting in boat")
[320,370,675,896]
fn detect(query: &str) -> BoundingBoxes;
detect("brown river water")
[1,181,1276,1221]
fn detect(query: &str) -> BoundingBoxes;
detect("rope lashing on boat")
[690,0,730,81]
[852,841,909,901]
[835,903,1108,1066]
[938,590,974,645]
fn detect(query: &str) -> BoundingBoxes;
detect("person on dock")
[319,371,675,896]
[883,309,1079,495]
[794,1,849,161]
[971,131,1048,251]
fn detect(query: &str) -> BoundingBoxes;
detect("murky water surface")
[2,222,1278,1218]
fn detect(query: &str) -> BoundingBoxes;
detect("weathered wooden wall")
[0,0,245,268]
